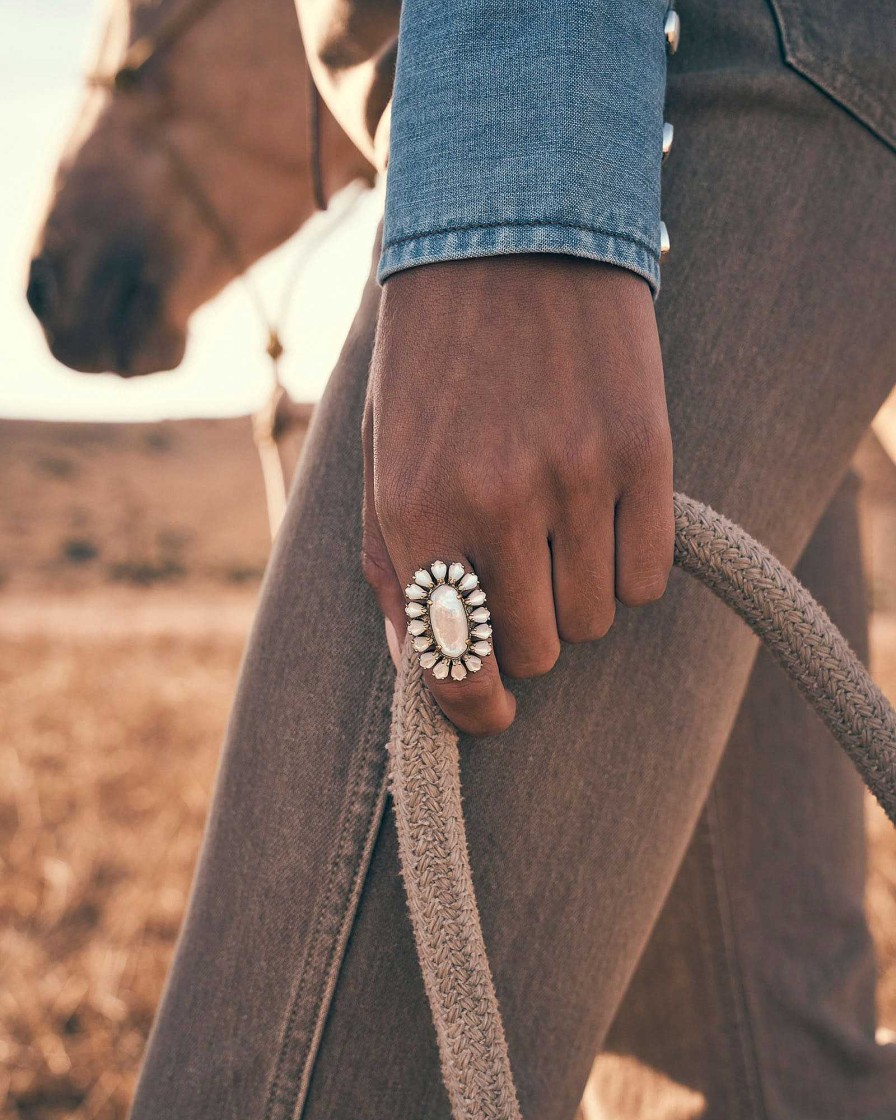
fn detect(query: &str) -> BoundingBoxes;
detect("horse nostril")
[26,256,59,324]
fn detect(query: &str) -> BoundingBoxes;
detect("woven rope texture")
[387,492,896,1120]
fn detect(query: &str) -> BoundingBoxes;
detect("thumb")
[361,403,406,667]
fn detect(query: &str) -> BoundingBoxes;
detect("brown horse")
[26,0,373,380]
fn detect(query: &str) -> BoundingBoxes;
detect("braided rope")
[388,650,523,1120]
[386,492,896,1120]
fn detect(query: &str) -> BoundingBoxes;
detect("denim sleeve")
[378,0,670,295]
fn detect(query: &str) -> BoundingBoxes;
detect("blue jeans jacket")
[378,0,674,294]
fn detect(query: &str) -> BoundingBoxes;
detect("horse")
[26,0,373,382]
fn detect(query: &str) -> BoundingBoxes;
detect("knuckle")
[460,451,532,521]
[432,678,514,737]
[466,710,515,738]
[466,472,527,522]
[376,483,428,538]
[616,414,671,480]
[618,569,670,608]
[501,643,560,680]
[559,604,615,644]
[550,436,600,498]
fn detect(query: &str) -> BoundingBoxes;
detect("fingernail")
[384,617,401,669]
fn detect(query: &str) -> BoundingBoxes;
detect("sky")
[0,0,380,421]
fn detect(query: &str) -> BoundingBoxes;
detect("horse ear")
[296,0,399,170]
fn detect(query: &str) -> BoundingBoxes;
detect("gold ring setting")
[404,561,492,681]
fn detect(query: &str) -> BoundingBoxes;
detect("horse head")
[26,0,372,377]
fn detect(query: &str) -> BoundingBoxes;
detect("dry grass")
[4,617,896,1120]
[2,418,896,1119]
[1,630,245,1119]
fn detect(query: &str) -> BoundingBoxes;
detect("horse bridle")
[87,0,329,535]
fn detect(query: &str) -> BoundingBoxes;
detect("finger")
[551,497,616,642]
[396,554,516,737]
[474,535,561,679]
[360,403,406,643]
[614,480,674,607]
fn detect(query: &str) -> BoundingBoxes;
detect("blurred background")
[2,2,896,1119]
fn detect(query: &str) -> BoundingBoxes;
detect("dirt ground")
[2,417,896,1119]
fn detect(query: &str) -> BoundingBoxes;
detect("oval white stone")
[428,583,470,658]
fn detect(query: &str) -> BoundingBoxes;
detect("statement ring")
[404,561,493,681]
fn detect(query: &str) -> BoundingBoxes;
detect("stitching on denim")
[783,58,896,153]
[383,220,658,257]
[293,663,394,1118]
[765,0,896,153]
[705,786,771,1120]
[262,651,394,1120]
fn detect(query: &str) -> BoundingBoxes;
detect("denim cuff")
[378,223,661,295]
[379,0,669,302]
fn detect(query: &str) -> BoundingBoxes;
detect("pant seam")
[705,786,771,1120]
[262,650,394,1120]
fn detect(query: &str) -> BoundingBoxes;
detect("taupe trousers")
[131,0,896,1116]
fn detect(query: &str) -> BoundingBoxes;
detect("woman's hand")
[361,254,673,735]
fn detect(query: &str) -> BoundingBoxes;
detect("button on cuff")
[664,8,681,53]
[662,122,674,161]
[659,221,670,260]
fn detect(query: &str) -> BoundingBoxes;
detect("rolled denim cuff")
[379,0,669,296]
[378,223,661,294]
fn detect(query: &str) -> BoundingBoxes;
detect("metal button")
[660,221,670,260]
[664,9,681,54]
[662,122,674,161]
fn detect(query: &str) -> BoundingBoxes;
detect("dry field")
[2,417,896,1119]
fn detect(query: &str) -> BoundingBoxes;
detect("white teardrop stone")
[405,583,428,601]
[471,641,492,657]
[470,607,490,623]
[433,659,450,680]
[451,662,467,681]
[405,603,424,618]
[407,619,427,636]
[463,654,482,672]
[420,651,439,669]
[472,625,492,639]
[428,583,470,658]
[458,573,478,592]
[431,561,447,581]
[465,589,486,607]
[447,562,465,584]
[414,569,434,589]
[413,636,433,653]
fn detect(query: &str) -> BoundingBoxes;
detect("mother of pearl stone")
[428,583,470,659]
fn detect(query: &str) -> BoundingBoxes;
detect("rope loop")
[388,491,896,1120]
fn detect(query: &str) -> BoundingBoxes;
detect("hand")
[361,254,673,735]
